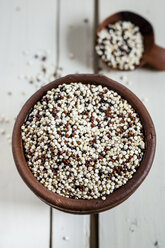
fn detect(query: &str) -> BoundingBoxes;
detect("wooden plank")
[0,0,59,247]
[52,211,90,248]
[99,0,165,247]
[57,0,94,75]
[52,0,94,247]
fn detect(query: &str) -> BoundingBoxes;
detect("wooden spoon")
[96,11,165,70]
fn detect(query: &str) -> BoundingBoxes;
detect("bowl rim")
[12,74,156,214]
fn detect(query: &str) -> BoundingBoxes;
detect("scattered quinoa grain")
[21,91,26,96]
[0,129,6,135]
[41,56,47,62]
[69,53,74,59]
[84,18,89,23]
[27,60,33,66]
[62,236,69,241]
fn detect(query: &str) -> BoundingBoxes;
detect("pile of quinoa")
[96,21,144,70]
[21,82,145,200]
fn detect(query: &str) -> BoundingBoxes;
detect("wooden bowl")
[12,74,156,214]
[96,11,165,70]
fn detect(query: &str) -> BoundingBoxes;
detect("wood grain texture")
[52,211,90,248]
[0,0,57,247]
[1,0,165,247]
[57,0,94,75]
[99,0,165,247]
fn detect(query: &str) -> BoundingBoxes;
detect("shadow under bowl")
[12,74,156,214]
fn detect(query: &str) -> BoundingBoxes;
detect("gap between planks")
[50,207,53,248]
[90,0,99,247]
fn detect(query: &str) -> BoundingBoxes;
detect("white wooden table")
[0,0,165,247]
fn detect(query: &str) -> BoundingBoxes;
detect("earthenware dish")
[12,74,156,214]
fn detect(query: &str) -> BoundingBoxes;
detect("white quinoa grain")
[0,129,6,135]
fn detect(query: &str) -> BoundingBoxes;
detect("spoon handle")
[145,44,165,70]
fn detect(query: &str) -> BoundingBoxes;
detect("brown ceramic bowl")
[12,74,156,214]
